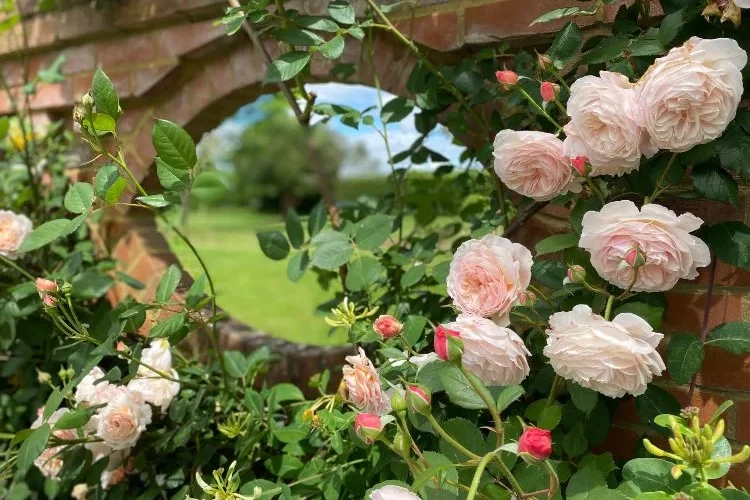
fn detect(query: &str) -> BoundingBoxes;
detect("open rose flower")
[563,71,655,176]
[370,485,422,500]
[0,210,32,260]
[544,304,665,398]
[31,408,76,478]
[493,130,582,201]
[75,366,116,406]
[342,348,391,415]
[637,37,747,152]
[93,388,152,450]
[442,314,530,386]
[127,371,180,413]
[580,201,710,292]
[447,235,533,325]
[139,338,173,372]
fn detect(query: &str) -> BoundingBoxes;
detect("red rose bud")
[373,315,403,338]
[540,81,558,102]
[354,413,383,444]
[495,70,518,87]
[564,265,586,285]
[518,427,552,460]
[571,156,589,176]
[406,384,431,415]
[434,325,461,361]
[623,246,646,268]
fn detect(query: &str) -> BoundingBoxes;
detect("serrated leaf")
[717,124,750,181]
[548,21,582,69]
[437,365,487,409]
[698,222,750,270]
[496,385,525,413]
[54,407,98,430]
[312,240,353,270]
[156,157,189,191]
[186,274,207,308]
[706,322,750,354]
[264,51,311,84]
[532,7,582,24]
[535,233,579,255]
[18,218,77,252]
[64,182,94,214]
[91,68,119,119]
[285,209,304,249]
[149,312,187,340]
[635,385,680,428]
[156,264,181,303]
[568,382,598,415]
[354,214,394,250]
[152,119,197,170]
[136,194,171,208]
[581,36,629,64]
[258,231,290,261]
[224,351,248,378]
[346,256,382,291]
[272,27,323,46]
[693,163,738,205]
[307,201,327,237]
[667,334,704,384]
[400,265,426,288]
[296,16,339,32]
[94,164,120,198]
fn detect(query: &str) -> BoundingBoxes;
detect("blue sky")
[199,82,467,178]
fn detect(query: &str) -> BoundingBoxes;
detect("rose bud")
[516,291,537,307]
[571,156,589,176]
[537,53,553,70]
[495,70,518,87]
[37,370,51,384]
[518,427,552,460]
[563,265,586,285]
[434,325,461,361]
[540,81,559,102]
[390,390,407,413]
[373,315,403,338]
[622,245,646,269]
[354,413,383,444]
[406,384,431,415]
[36,278,58,306]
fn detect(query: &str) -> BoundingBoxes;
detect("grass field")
[161,208,348,345]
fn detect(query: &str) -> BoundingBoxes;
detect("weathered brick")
[133,64,176,96]
[696,346,750,391]
[62,45,97,75]
[736,401,750,443]
[664,291,744,333]
[155,21,225,59]
[97,34,160,70]
[395,12,461,52]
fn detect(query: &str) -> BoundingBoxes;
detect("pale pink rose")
[342,348,391,415]
[31,408,76,479]
[371,485,422,500]
[493,130,582,201]
[71,483,89,500]
[447,235,533,325]
[0,210,32,259]
[563,71,655,176]
[127,370,180,413]
[442,314,530,386]
[93,388,152,450]
[579,201,711,292]
[637,37,746,152]
[138,338,173,373]
[75,366,116,406]
[544,305,665,397]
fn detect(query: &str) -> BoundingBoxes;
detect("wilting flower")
[31,408,76,478]
[563,71,655,176]
[373,315,403,338]
[370,485,422,500]
[354,413,383,444]
[518,427,553,460]
[447,235,533,325]
[493,130,581,201]
[637,37,747,152]
[544,304,665,398]
[442,314,530,386]
[579,201,711,292]
[93,388,152,450]
[342,348,391,415]
[0,210,32,260]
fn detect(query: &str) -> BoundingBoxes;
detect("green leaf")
[658,8,686,46]
[613,298,666,330]
[64,182,94,214]
[54,407,98,430]
[706,322,750,354]
[353,214,394,250]
[327,0,355,25]
[535,233,579,256]
[152,119,197,170]
[717,124,750,181]
[667,334,704,384]
[532,7,582,24]
[402,315,427,345]
[683,483,724,500]
[531,260,567,290]
[622,458,690,493]
[149,312,187,340]
[439,417,488,460]
[91,112,116,133]
[346,256,382,291]
[72,270,114,298]
[94,164,120,198]
[568,382,598,415]
[307,202,327,237]
[400,265,426,288]
[581,36,629,64]
[496,385,525,413]
[285,209,304,249]
[264,51,311,84]
[18,219,76,252]
[274,424,309,443]
[698,222,750,270]
[287,251,309,282]
[538,404,562,430]
[319,35,345,59]
[156,157,189,191]
[295,16,339,32]
[105,177,127,204]
[258,231,291,261]
[270,383,305,403]
[16,424,51,476]
[191,171,227,202]
[272,27,323,46]
[381,97,414,124]
[635,385,680,428]
[136,194,171,208]
[548,21,582,69]
[437,365,488,410]
[224,351,248,378]
[563,423,588,458]
[0,116,10,140]
[628,28,665,57]
[723,489,750,500]
[693,163,738,205]
[186,274,207,308]
[156,265,181,303]
[91,68,120,119]
[703,436,732,480]
[312,240,353,270]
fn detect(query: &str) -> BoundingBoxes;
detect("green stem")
[517,87,562,130]
[0,254,35,281]
[604,295,615,321]
[550,68,571,93]
[585,177,606,204]
[494,453,526,498]
[426,413,480,460]
[546,375,564,407]
[461,365,504,446]
[646,152,678,204]
[466,449,496,500]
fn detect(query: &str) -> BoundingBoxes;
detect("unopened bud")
[540,81,559,102]
[36,278,58,307]
[394,428,411,457]
[37,370,51,385]
[680,406,700,420]
[434,325,461,361]
[564,265,586,285]
[643,438,668,457]
[60,282,73,295]
[373,315,403,338]
[537,53,553,70]
[446,335,464,363]
[116,341,129,354]
[517,291,537,307]
[671,464,686,480]
[725,445,750,464]
[406,384,431,415]
[81,93,94,111]
[390,390,407,413]
[354,413,382,444]
[495,70,518,87]
[623,246,646,269]
[571,156,589,176]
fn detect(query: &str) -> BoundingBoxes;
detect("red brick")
[97,34,160,70]
[395,12,460,52]
[133,64,175,97]
[107,70,133,99]
[154,21,225,59]
[593,424,641,459]
[695,346,750,390]
[670,388,729,427]
[723,461,750,489]
[664,291,743,333]
[737,401,750,443]
[62,45,97,75]
[696,260,750,287]
[72,72,94,100]
[29,81,73,110]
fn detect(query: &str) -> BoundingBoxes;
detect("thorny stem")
[460,365,503,446]
[426,413,481,460]
[466,449,497,500]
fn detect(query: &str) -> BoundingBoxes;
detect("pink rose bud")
[571,156,589,176]
[36,278,58,306]
[623,246,646,268]
[434,325,461,361]
[495,70,518,87]
[564,265,586,285]
[42,295,56,307]
[540,81,558,102]
[517,291,537,307]
[518,427,553,460]
[354,413,383,444]
[373,315,403,338]
[116,341,128,353]
[406,384,431,415]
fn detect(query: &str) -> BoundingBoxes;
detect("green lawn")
[161,208,347,345]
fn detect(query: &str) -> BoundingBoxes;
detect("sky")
[197,82,467,178]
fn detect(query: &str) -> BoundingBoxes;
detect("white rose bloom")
[443,314,530,386]
[0,210,32,260]
[637,37,747,152]
[71,483,89,500]
[563,71,655,176]
[139,338,173,373]
[544,304,665,398]
[371,485,422,500]
[75,366,114,406]
[127,370,180,412]
[99,448,130,489]
[31,409,76,478]
[93,388,152,450]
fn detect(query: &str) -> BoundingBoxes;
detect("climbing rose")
[127,371,180,413]
[447,234,533,325]
[354,413,383,444]
[373,315,403,338]
[442,314,530,386]
[493,130,582,201]
[563,71,655,176]
[31,409,76,478]
[342,348,391,415]
[579,201,710,292]
[571,156,588,176]
[544,304,665,398]
[370,485,422,500]
[518,427,553,460]
[139,338,173,372]
[75,366,116,406]
[93,387,152,450]
[0,210,32,260]
[637,37,747,152]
